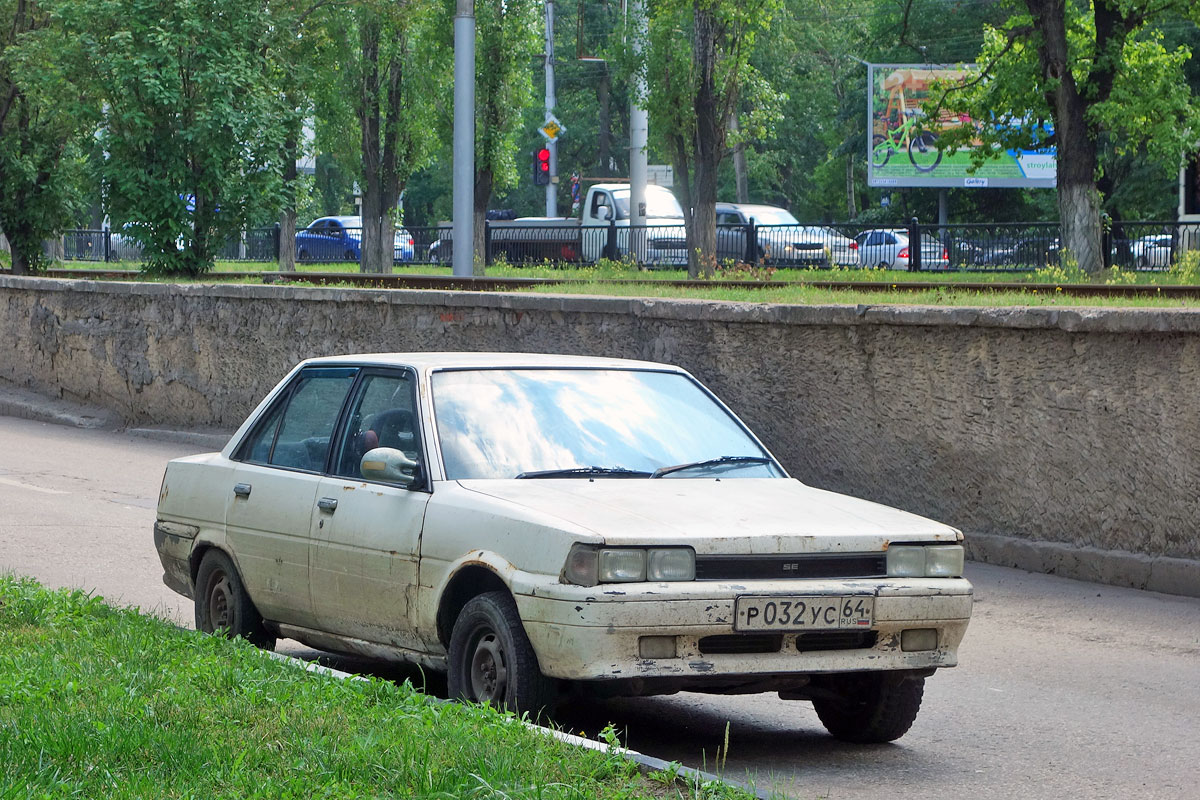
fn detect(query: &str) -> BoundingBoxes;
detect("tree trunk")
[845,156,857,219]
[597,64,612,175]
[358,15,385,274]
[1026,0,1111,273]
[278,127,298,272]
[690,6,726,278]
[729,113,748,203]
[473,168,494,275]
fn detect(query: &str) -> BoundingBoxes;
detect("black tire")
[447,591,556,717]
[871,134,891,168]
[194,550,275,650]
[296,248,310,262]
[811,672,925,743]
[908,131,942,172]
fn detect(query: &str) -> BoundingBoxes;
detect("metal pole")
[544,0,558,217]
[629,0,648,261]
[452,0,476,277]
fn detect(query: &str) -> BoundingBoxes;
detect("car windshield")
[748,207,800,225]
[613,190,684,220]
[431,368,783,480]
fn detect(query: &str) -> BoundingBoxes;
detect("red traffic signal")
[533,148,551,185]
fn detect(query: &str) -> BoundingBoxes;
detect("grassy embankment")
[39,254,1200,308]
[0,576,759,799]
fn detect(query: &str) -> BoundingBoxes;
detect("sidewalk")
[0,377,231,451]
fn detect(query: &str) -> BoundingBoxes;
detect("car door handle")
[317,497,338,512]
[233,483,252,498]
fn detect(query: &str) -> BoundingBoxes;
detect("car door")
[226,366,359,628]
[308,368,431,650]
[858,231,887,266]
[715,210,747,262]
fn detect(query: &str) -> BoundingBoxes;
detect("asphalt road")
[1,415,1197,799]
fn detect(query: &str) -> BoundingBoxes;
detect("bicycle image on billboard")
[867,64,1057,190]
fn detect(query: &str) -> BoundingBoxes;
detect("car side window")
[864,232,883,246]
[239,368,357,472]
[332,370,420,482]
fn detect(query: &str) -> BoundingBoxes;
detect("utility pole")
[452,0,475,277]
[628,0,648,258]
[544,0,558,217]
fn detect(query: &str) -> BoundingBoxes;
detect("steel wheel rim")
[469,632,508,703]
[206,571,233,630]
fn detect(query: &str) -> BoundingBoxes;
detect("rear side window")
[238,368,358,472]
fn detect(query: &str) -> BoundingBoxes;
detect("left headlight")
[563,544,696,586]
[886,544,964,578]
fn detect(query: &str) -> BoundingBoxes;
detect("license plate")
[734,595,874,632]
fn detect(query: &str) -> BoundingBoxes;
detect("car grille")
[698,634,783,655]
[695,631,878,655]
[795,631,877,652]
[694,553,887,581]
[651,238,687,249]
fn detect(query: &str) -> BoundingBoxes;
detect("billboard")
[867,64,1057,189]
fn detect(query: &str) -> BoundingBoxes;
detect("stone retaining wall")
[3,276,1197,595]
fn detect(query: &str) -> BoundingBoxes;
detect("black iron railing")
[54,218,1200,272]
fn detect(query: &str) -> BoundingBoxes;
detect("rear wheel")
[194,550,275,649]
[448,591,556,718]
[908,132,942,172]
[811,672,924,743]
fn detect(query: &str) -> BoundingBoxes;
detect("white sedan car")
[154,353,972,742]
[855,229,950,270]
[1130,234,1172,269]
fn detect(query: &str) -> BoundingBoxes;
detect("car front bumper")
[515,577,973,683]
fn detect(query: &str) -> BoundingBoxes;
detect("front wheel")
[448,591,556,718]
[871,134,892,168]
[194,550,275,649]
[811,672,925,743]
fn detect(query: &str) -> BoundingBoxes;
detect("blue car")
[295,216,415,263]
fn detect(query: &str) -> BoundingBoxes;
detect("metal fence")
[56,218,1200,272]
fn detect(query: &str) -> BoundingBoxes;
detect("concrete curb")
[965,531,1200,599]
[0,377,119,429]
[263,649,775,799]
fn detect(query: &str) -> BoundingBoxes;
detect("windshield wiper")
[515,466,653,479]
[650,455,773,479]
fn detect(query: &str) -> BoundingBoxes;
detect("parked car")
[295,216,415,263]
[715,203,859,267]
[1130,234,1172,269]
[153,352,973,742]
[855,229,950,270]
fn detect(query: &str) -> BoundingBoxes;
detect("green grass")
[0,576,759,799]
[35,255,1200,308]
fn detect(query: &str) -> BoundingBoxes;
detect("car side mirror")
[596,205,611,221]
[360,447,419,487]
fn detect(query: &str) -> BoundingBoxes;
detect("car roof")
[308,216,361,225]
[298,352,686,372]
[715,203,790,214]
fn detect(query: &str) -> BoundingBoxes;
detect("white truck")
[435,183,690,268]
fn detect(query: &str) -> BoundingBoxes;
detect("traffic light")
[533,147,551,186]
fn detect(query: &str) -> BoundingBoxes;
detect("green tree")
[0,0,91,274]
[638,0,781,277]
[931,0,1200,271]
[350,0,448,273]
[82,0,287,275]
[471,0,541,268]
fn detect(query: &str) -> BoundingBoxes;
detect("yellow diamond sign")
[539,116,564,141]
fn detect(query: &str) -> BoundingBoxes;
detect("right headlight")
[887,544,964,578]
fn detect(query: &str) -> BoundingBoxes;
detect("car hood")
[455,478,959,555]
